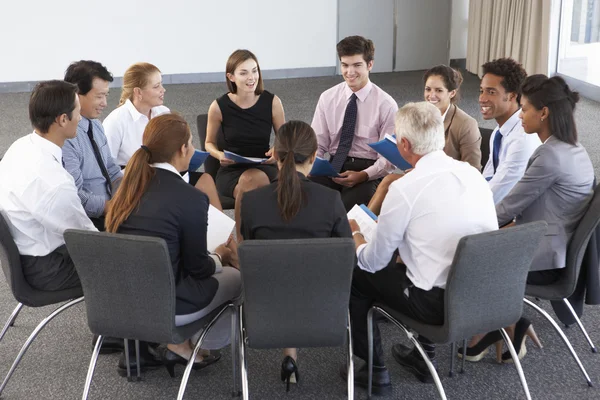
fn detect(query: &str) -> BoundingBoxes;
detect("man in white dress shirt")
[479,57,541,204]
[0,80,97,291]
[345,102,498,392]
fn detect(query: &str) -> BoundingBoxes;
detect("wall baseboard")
[450,58,467,69]
[0,66,337,94]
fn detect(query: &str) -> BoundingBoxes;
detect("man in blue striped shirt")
[63,61,122,230]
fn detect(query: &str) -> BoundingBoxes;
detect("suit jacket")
[240,174,352,240]
[117,168,218,314]
[443,104,482,171]
[496,135,594,271]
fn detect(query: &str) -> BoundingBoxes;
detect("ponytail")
[277,150,303,222]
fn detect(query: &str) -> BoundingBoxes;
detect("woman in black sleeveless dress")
[205,49,285,239]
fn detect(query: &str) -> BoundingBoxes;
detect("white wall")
[0,0,338,83]
[450,0,469,59]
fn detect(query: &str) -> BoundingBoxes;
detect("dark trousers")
[20,245,81,291]
[350,262,444,367]
[527,269,562,285]
[310,157,381,211]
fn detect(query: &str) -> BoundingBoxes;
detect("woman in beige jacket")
[368,65,481,215]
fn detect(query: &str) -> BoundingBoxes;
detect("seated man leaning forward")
[311,35,397,211]
[0,80,97,291]
[344,102,498,393]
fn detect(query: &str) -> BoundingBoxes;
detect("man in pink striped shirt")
[311,35,398,210]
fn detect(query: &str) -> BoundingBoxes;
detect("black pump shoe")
[281,356,299,392]
[502,318,543,363]
[160,347,221,378]
[458,331,503,363]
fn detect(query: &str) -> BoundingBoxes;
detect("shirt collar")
[151,162,187,182]
[441,104,452,121]
[344,80,373,102]
[30,131,62,163]
[496,109,521,136]
[124,99,147,122]
[78,117,93,133]
[414,149,446,168]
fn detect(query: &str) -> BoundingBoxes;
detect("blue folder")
[368,136,412,171]
[224,150,267,164]
[310,157,341,177]
[359,204,378,222]
[188,150,210,171]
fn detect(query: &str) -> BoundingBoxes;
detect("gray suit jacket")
[496,135,594,271]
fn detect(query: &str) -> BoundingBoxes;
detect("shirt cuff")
[356,243,371,271]
[209,254,224,273]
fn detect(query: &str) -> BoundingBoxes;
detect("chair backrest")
[196,114,225,180]
[559,184,600,296]
[64,229,178,343]
[238,238,355,349]
[479,127,493,170]
[0,212,31,304]
[445,221,547,340]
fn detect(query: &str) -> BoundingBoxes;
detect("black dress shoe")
[391,344,436,384]
[92,335,125,355]
[117,345,163,377]
[339,362,392,395]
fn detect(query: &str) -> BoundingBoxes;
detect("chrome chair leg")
[135,339,141,381]
[177,304,233,400]
[367,308,374,399]
[124,339,132,381]
[82,335,104,400]
[449,342,456,377]
[0,303,23,343]
[371,307,447,400]
[524,298,593,386]
[346,310,354,400]
[239,305,249,400]
[231,304,240,397]
[500,328,531,400]
[0,296,84,395]
[562,298,597,353]
[460,339,467,373]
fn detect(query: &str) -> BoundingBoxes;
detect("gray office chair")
[367,221,548,400]
[523,184,600,387]
[196,114,235,209]
[63,229,238,400]
[237,238,356,400]
[0,213,84,396]
[479,127,493,170]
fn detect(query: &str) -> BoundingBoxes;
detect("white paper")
[347,204,377,242]
[207,205,235,252]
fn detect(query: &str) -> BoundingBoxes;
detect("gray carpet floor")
[0,72,600,399]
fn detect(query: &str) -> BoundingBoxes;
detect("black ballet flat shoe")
[160,347,221,378]
[281,356,299,392]
[457,330,503,363]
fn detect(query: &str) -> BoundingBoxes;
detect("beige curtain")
[467,0,552,76]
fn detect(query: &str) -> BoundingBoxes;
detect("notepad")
[224,151,268,164]
[368,134,412,171]
[207,205,235,252]
[188,150,210,171]
[347,204,377,242]
[309,157,341,177]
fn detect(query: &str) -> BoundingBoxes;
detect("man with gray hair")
[344,102,497,391]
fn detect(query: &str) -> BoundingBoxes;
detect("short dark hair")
[521,74,580,145]
[423,65,464,103]
[64,60,113,95]
[29,80,78,133]
[336,36,375,63]
[481,58,527,103]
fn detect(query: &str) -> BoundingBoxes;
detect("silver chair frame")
[524,298,593,386]
[0,297,84,396]
[80,302,237,400]
[367,306,532,400]
[561,298,597,353]
[0,302,24,343]
[239,306,354,400]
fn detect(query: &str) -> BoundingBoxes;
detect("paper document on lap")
[347,204,377,242]
[207,205,235,252]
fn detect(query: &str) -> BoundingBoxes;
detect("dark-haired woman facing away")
[462,75,594,364]
[239,120,352,391]
[105,113,241,376]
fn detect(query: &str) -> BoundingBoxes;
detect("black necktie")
[87,120,113,197]
[492,129,502,174]
[330,93,358,172]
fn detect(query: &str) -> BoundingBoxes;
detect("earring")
[540,117,544,122]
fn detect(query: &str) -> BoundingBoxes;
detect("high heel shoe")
[457,331,504,363]
[280,356,299,392]
[502,317,542,363]
[160,347,221,377]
